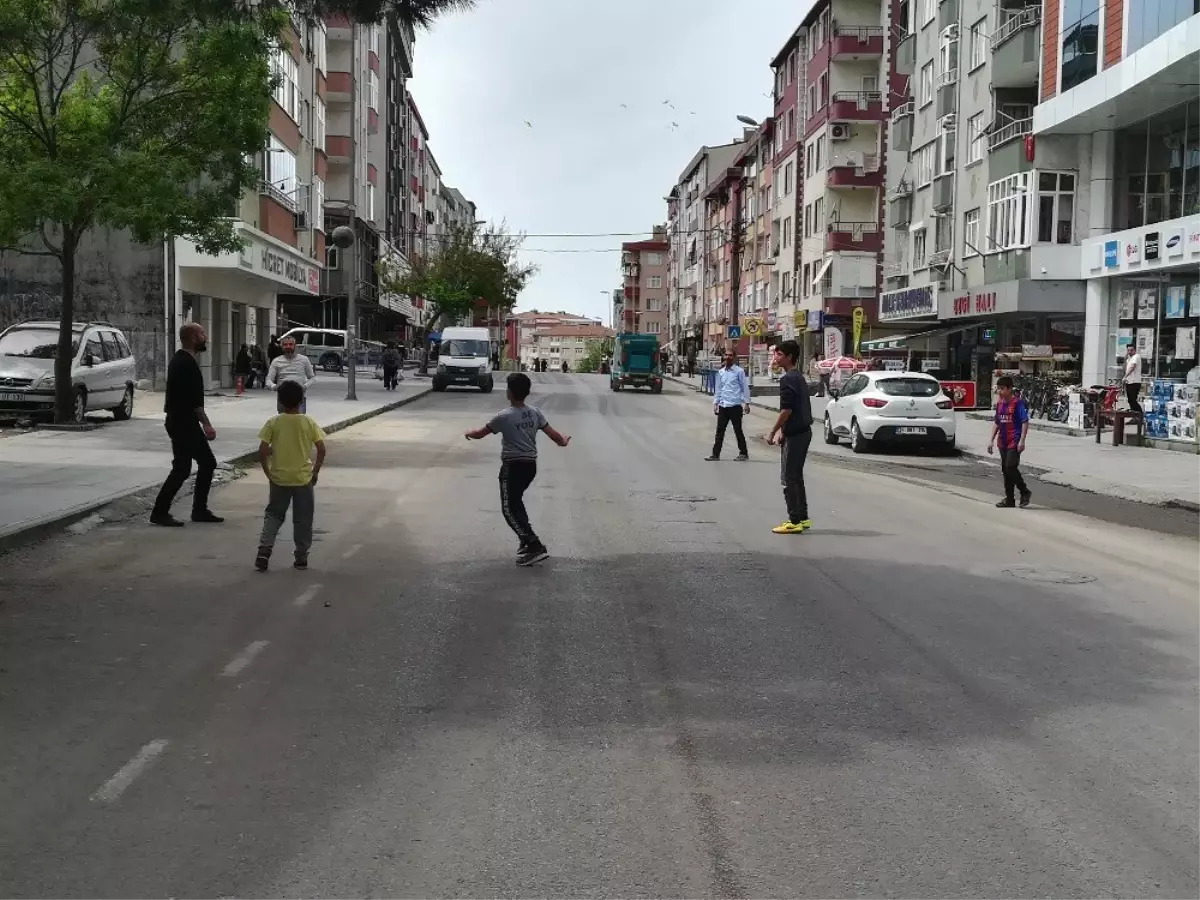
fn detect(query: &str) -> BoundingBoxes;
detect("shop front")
[174,225,322,388]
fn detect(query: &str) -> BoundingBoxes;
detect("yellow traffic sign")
[742,317,764,336]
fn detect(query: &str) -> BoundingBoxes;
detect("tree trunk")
[53,230,78,424]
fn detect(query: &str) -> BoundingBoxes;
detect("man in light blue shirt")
[706,350,751,461]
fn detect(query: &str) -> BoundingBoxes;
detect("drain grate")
[1002,566,1097,585]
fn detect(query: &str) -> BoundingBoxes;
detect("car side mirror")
[83,353,96,367]
[829,388,839,400]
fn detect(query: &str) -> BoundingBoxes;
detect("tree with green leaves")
[286,0,476,26]
[577,336,614,374]
[0,0,288,422]
[377,221,536,373]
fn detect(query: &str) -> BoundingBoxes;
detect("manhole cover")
[1002,566,1096,585]
[656,491,717,503]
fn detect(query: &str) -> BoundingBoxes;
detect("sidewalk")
[0,373,431,548]
[664,373,1200,509]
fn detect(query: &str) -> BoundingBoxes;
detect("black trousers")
[1126,383,1142,414]
[1000,448,1029,502]
[712,405,748,457]
[383,365,399,389]
[780,429,812,523]
[153,421,217,516]
[499,459,540,547]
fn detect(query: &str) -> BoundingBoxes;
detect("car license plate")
[0,392,26,402]
[897,426,927,435]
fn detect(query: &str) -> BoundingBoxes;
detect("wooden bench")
[1096,409,1143,446]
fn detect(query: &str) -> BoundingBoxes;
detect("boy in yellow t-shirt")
[255,380,327,571]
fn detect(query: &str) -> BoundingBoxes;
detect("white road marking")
[294,583,323,608]
[91,739,169,803]
[220,640,269,677]
[342,544,362,560]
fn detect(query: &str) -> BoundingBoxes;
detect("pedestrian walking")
[381,341,402,390]
[1122,343,1143,414]
[234,343,253,392]
[150,323,222,527]
[686,349,696,379]
[767,340,814,534]
[254,380,327,571]
[266,335,316,412]
[464,372,571,567]
[249,344,267,388]
[267,334,283,362]
[988,375,1032,509]
[706,350,751,461]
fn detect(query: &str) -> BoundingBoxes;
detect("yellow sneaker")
[772,521,808,534]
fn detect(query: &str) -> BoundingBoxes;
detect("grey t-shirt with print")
[488,405,548,460]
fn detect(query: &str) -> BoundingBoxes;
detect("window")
[648,296,662,311]
[963,208,980,255]
[648,275,663,288]
[813,197,824,231]
[646,252,664,265]
[367,71,379,110]
[312,176,325,231]
[647,321,661,335]
[314,24,327,75]
[314,97,326,151]
[787,50,796,83]
[114,332,132,358]
[84,334,103,363]
[807,85,817,119]
[1128,0,1199,55]
[368,23,380,54]
[801,263,810,296]
[818,72,828,107]
[783,216,792,248]
[986,172,1032,251]
[915,140,936,186]
[862,75,879,94]
[365,182,375,222]
[967,112,985,163]
[918,0,935,27]
[937,130,955,176]
[784,162,794,195]
[816,134,824,170]
[1059,0,1100,92]
[98,331,121,362]
[918,62,934,107]
[1036,171,1075,244]
[781,271,791,300]
[913,227,927,268]
[266,135,298,207]
[968,17,988,70]
[804,203,812,237]
[271,48,299,120]
[786,107,795,139]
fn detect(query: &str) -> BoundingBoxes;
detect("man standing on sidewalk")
[706,350,750,461]
[151,323,222,527]
[988,375,1032,509]
[1123,343,1143,414]
[767,340,813,534]
[266,335,316,413]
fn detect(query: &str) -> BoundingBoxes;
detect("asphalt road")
[0,374,1196,898]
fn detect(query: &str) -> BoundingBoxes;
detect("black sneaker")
[255,547,271,572]
[517,545,549,567]
[736,453,749,461]
[293,555,308,570]
[1019,491,1032,508]
[150,512,185,527]
[705,455,720,461]
[191,510,225,523]
[996,499,1016,508]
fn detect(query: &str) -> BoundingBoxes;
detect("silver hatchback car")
[0,320,137,423]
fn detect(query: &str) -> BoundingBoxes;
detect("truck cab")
[610,333,662,393]
[432,326,494,392]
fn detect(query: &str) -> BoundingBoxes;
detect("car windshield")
[442,339,489,358]
[0,328,78,359]
[876,377,940,397]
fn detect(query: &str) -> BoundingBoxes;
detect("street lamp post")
[331,225,357,401]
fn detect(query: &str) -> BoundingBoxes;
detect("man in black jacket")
[150,323,222,527]
[766,340,813,535]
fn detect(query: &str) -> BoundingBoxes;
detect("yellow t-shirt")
[259,413,326,486]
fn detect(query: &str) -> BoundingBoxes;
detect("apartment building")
[506,310,601,368]
[620,229,670,338]
[794,0,891,362]
[1035,3,1199,391]
[878,0,1094,393]
[528,324,615,370]
[769,29,805,343]
[736,122,778,330]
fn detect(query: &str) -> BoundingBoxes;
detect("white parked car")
[823,371,957,453]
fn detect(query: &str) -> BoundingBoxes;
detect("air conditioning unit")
[293,210,310,231]
[939,113,957,131]
[831,123,851,141]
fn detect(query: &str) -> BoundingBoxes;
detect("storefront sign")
[180,227,321,295]
[1145,232,1160,261]
[1189,227,1200,254]
[1125,237,1141,263]
[1165,229,1184,258]
[1021,344,1053,360]
[806,310,823,331]
[1103,240,1119,268]
[879,284,936,322]
[938,280,1079,320]
[792,310,806,328]
[949,291,997,317]
[939,380,977,409]
[1083,216,1200,277]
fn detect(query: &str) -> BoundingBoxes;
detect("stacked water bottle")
[1142,381,1197,442]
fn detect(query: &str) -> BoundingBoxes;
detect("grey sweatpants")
[259,482,315,554]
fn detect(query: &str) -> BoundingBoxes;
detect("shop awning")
[860,324,963,352]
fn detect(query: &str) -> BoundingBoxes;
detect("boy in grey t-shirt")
[465,372,571,566]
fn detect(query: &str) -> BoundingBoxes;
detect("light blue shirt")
[713,365,750,408]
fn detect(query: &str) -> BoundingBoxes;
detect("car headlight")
[37,376,55,389]
[436,363,447,374]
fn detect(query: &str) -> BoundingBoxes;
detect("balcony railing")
[935,68,957,90]
[929,248,953,268]
[890,100,914,123]
[831,25,885,58]
[988,116,1033,150]
[992,5,1041,49]
[832,91,884,107]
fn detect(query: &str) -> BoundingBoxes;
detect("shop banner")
[1117,327,1134,351]
[851,307,864,356]
[879,284,936,322]
[1165,286,1187,319]
[1177,327,1196,361]
[1137,288,1157,320]
[823,328,844,359]
[939,380,977,409]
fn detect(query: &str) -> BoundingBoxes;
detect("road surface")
[0,374,1196,898]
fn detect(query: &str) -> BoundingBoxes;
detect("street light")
[330,224,357,401]
[736,114,759,127]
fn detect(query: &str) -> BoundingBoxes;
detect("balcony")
[895,27,915,76]
[830,91,885,122]
[825,221,882,253]
[936,70,957,118]
[939,0,959,30]
[325,134,352,163]
[890,188,912,229]
[933,172,954,211]
[988,116,1032,151]
[991,6,1041,89]
[831,25,885,60]
[325,71,352,103]
[890,100,914,151]
[929,248,953,269]
[827,152,883,188]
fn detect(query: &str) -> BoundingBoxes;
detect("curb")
[0,386,433,555]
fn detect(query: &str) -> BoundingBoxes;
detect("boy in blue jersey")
[987,375,1032,508]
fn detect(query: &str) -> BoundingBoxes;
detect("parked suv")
[0,320,137,423]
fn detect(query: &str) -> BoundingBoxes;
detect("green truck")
[609,333,663,393]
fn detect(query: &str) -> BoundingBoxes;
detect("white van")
[432,326,494,392]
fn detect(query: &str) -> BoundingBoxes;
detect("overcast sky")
[409,0,804,324]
